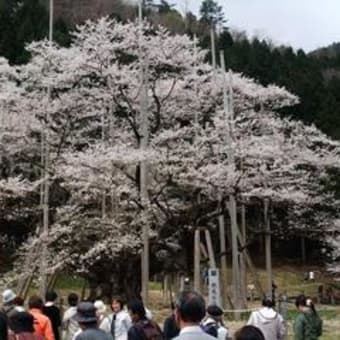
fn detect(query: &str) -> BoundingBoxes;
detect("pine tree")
[199,0,226,28]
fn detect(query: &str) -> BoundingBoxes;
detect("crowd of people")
[0,287,322,340]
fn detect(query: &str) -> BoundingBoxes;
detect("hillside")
[310,42,340,59]
[51,0,126,24]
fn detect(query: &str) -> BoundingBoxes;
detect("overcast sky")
[171,0,340,52]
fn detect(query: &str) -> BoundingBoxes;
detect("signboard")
[208,268,221,307]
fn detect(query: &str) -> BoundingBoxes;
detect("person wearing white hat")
[2,289,17,315]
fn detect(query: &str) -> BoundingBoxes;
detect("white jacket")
[63,306,79,340]
[100,310,132,340]
[247,307,286,340]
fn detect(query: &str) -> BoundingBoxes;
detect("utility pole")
[40,0,53,298]
[139,0,150,305]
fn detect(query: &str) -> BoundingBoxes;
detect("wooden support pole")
[39,0,54,299]
[139,0,149,305]
[194,229,201,292]
[205,229,216,268]
[218,202,229,308]
[240,203,247,307]
[264,198,273,295]
[200,242,209,260]
[236,225,265,298]
[228,196,241,308]
[301,236,306,265]
[210,28,217,83]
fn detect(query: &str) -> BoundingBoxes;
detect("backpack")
[201,321,219,338]
[135,319,164,340]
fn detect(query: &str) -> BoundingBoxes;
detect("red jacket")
[29,309,54,340]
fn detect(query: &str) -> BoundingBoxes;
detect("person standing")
[94,300,107,329]
[163,303,180,340]
[62,293,79,340]
[234,326,265,340]
[173,291,215,340]
[294,295,322,340]
[100,296,131,340]
[43,290,61,340]
[201,305,229,340]
[74,302,109,340]
[0,308,8,340]
[127,300,163,340]
[247,295,286,340]
[8,310,40,340]
[28,295,55,340]
[2,289,17,316]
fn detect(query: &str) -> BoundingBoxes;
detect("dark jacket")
[43,305,61,340]
[75,328,110,340]
[294,311,322,340]
[0,311,8,340]
[163,314,179,340]
[128,318,163,340]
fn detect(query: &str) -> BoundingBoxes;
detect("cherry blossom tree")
[1,17,340,299]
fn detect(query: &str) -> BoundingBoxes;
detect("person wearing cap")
[2,289,17,315]
[201,305,229,340]
[74,301,109,340]
[173,291,215,340]
[247,294,286,340]
[28,295,55,340]
[100,296,131,340]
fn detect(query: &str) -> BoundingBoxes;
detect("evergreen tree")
[199,0,226,28]
[0,0,70,64]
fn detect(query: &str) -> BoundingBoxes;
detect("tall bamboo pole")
[39,0,53,298]
[139,0,149,305]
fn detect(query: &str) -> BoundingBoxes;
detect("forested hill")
[0,0,340,139]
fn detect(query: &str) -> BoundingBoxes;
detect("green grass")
[54,275,85,290]
[286,309,337,321]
